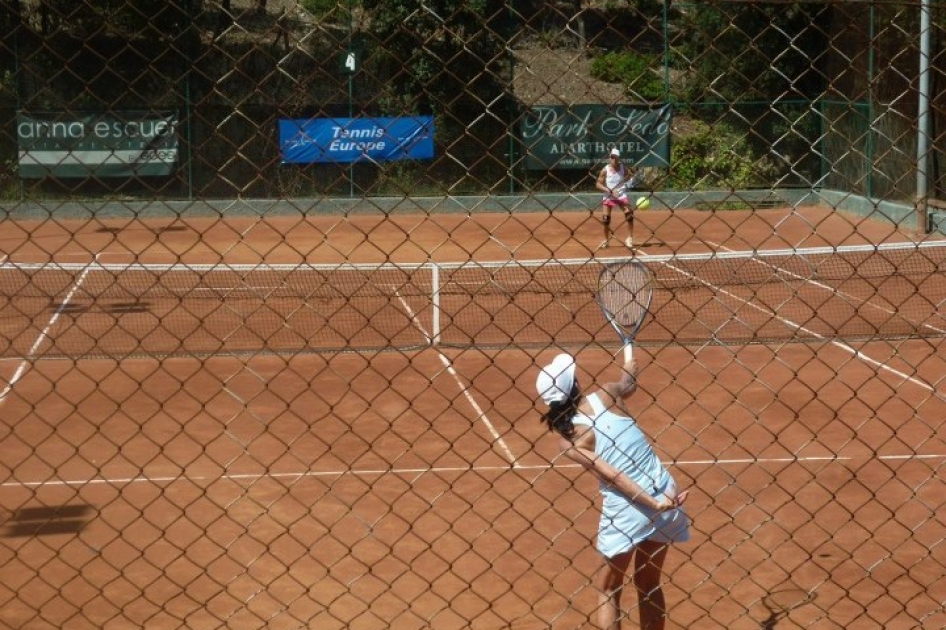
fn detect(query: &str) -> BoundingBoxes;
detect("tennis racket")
[596,260,653,361]
[623,170,643,192]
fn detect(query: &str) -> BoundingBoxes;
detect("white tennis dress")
[602,164,629,203]
[574,392,690,558]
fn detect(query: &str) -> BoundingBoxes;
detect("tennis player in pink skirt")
[595,148,641,249]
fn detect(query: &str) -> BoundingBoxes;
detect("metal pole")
[347,0,355,198]
[916,0,931,234]
[866,4,874,199]
[12,4,24,201]
[507,0,516,194]
[348,75,354,198]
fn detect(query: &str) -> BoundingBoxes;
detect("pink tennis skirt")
[603,195,630,208]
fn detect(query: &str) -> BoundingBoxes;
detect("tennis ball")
[636,196,651,210]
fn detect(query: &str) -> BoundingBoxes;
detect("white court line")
[393,290,519,466]
[3,452,944,490]
[648,243,944,400]
[0,257,95,405]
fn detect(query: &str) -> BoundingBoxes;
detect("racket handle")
[623,342,634,364]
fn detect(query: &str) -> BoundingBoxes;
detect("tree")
[1,0,23,32]
[361,0,509,116]
[675,2,830,102]
[40,0,194,37]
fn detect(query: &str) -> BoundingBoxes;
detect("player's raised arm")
[602,348,638,401]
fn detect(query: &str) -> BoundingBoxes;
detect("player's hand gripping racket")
[596,260,654,362]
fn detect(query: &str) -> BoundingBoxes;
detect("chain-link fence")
[1,1,945,629]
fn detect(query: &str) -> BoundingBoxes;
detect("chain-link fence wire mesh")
[1,0,945,628]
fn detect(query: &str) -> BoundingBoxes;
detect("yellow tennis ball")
[636,196,651,210]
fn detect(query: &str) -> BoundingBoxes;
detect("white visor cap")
[536,353,577,405]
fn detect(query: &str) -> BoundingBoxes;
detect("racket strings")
[600,266,653,327]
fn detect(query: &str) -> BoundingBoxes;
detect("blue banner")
[279,116,435,164]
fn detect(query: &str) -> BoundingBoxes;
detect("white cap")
[610,148,621,157]
[536,354,577,405]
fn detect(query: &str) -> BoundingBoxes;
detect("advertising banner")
[521,104,672,170]
[279,116,435,164]
[17,112,179,178]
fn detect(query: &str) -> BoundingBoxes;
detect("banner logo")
[17,112,179,179]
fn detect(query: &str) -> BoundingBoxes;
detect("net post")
[916,197,930,235]
[431,263,441,346]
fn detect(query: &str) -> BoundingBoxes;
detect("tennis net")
[1,241,944,358]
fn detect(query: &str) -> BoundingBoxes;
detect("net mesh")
[3,242,943,359]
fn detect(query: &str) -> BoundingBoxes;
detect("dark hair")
[540,381,582,440]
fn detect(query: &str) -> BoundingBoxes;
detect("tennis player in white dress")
[537,352,690,630]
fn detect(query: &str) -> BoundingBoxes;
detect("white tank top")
[604,164,627,193]
[576,392,671,498]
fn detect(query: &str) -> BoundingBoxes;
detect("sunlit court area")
[2,1,946,629]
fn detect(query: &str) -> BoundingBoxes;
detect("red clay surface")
[0,205,944,629]
[0,203,936,265]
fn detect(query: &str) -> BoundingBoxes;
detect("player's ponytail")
[540,383,581,440]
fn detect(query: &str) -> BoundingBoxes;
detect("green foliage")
[673,3,829,102]
[0,70,14,98]
[375,162,439,196]
[668,121,776,190]
[590,51,663,101]
[360,0,508,116]
[301,0,353,19]
[43,0,194,37]
[0,158,19,201]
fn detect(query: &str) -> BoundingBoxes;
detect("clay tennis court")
[1,203,945,629]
